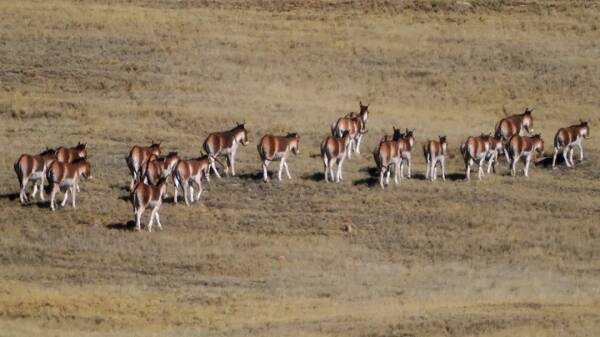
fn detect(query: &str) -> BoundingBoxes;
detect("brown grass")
[1,1,600,336]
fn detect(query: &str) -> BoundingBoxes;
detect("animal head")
[287,133,300,155]
[579,120,590,138]
[77,159,92,179]
[235,122,249,145]
[480,132,492,140]
[438,135,447,144]
[402,128,415,147]
[359,101,369,121]
[149,141,161,156]
[522,108,534,133]
[532,133,544,154]
[75,142,87,159]
[392,127,404,141]
[157,177,168,195]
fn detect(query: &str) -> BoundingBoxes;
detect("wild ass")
[495,108,534,162]
[461,133,492,180]
[132,178,167,232]
[508,134,545,177]
[485,135,505,174]
[552,121,590,168]
[126,142,161,190]
[321,131,352,183]
[172,156,214,205]
[257,133,300,182]
[14,148,56,204]
[331,101,369,156]
[203,123,249,178]
[56,142,87,163]
[143,152,179,186]
[423,136,448,181]
[47,158,92,211]
[374,135,402,188]
[397,129,415,179]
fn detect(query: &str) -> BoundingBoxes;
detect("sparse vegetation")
[1,1,599,336]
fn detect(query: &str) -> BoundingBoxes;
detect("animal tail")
[422,143,428,162]
[554,131,563,149]
[14,157,23,189]
[494,121,502,139]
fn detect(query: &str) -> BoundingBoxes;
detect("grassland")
[1,1,600,336]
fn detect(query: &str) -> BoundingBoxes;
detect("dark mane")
[39,148,56,156]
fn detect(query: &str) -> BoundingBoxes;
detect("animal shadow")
[301,172,325,182]
[237,172,264,181]
[118,195,131,202]
[535,155,566,168]
[106,220,136,231]
[353,177,379,187]
[0,192,20,201]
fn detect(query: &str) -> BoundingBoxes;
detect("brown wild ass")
[397,129,415,179]
[14,148,56,204]
[56,142,87,163]
[485,135,505,174]
[143,152,179,186]
[172,156,213,206]
[47,158,92,211]
[461,133,492,180]
[374,130,405,188]
[552,121,590,168]
[495,108,534,162]
[321,131,352,183]
[508,134,544,177]
[132,179,167,232]
[331,102,369,156]
[257,133,300,182]
[203,123,249,178]
[126,142,161,190]
[423,136,448,181]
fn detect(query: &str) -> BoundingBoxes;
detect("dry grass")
[1,1,600,336]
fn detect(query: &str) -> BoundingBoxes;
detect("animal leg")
[262,161,269,182]
[552,147,559,169]
[189,185,195,203]
[135,209,143,231]
[336,157,345,183]
[228,154,235,176]
[511,155,518,177]
[478,157,485,180]
[173,177,180,203]
[31,181,39,199]
[562,147,571,167]
[379,167,385,189]
[195,177,203,201]
[425,157,430,180]
[61,188,69,207]
[50,184,59,211]
[524,154,531,177]
[148,208,157,232]
[210,157,222,179]
[441,157,446,181]
[278,160,285,181]
[183,182,191,206]
[407,155,412,179]
[284,160,292,180]
[569,147,575,167]
[19,177,29,204]
[155,210,163,230]
[578,143,584,161]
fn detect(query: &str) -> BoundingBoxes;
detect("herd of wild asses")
[13,102,590,231]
